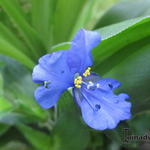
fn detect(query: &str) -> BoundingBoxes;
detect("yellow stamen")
[74,76,82,88]
[74,67,91,88]
[83,67,91,77]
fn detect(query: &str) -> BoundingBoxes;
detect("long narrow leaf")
[0,0,46,58]
[52,0,86,44]
[69,0,96,40]
[94,16,150,66]
[0,22,30,57]
[0,37,35,69]
[31,0,54,47]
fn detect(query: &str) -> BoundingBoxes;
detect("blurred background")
[0,0,150,150]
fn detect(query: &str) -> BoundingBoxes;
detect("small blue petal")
[67,29,101,74]
[34,86,64,109]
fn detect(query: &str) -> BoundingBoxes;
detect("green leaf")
[50,42,71,52]
[0,123,9,136]
[69,0,96,39]
[0,22,30,56]
[99,37,150,113]
[0,0,45,58]
[52,91,90,150]
[0,94,32,126]
[31,0,54,47]
[17,124,51,150]
[128,110,150,135]
[93,16,150,66]
[52,0,86,44]
[0,97,12,113]
[0,73,3,96]
[85,0,119,29]
[0,56,48,121]
[70,0,119,38]
[0,141,34,150]
[93,16,150,119]
[0,38,35,69]
[95,0,150,28]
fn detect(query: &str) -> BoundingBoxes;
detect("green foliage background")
[0,0,150,150]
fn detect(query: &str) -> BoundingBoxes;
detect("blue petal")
[73,81,131,130]
[35,85,64,109]
[32,50,74,87]
[32,50,75,108]
[67,29,101,74]
[32,64,51,83]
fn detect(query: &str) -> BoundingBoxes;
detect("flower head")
[32,29,131,130]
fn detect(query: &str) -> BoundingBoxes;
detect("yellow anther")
[87,67,91,71]
[83,67,91,77]
[74,76,82,88]
[78,76,82,80]
[74,68,91,88]
[75,85,81,88]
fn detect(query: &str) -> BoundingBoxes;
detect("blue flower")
[32,29,131,130]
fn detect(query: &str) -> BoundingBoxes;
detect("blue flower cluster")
[32,29,131,130]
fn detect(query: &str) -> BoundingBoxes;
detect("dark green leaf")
[95,0,150,28]
[99,37,150,113]
[52,91,90,150]
[128,110,150,135]
[0,124,9,136]
[17,124,51,150]
[0,56,48,121]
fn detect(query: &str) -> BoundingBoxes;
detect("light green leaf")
[0,0,45,58]
[0,74,3,96]
[0,22,30,56]
[86,0,119,29]
[93,16,150,66]
[0,38,35,69]
[50,42,71,52]
[31,0,54,47]
[0,97,12,113]
[52,0,86,44]
[69,0,96,39]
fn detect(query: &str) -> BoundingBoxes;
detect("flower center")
[74,67,91,88]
